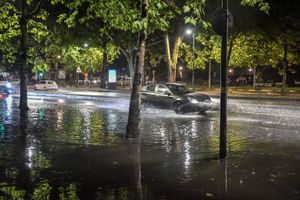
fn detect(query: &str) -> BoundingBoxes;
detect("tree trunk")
[227,34,236,67]
[164,33,172,82]
[126,0,148,139]
[281,41,288,95]
[100,48,108,88]
[164,33,183,82]
[19,0,29,120]
[208,60,212,89]
[253,66,256,89]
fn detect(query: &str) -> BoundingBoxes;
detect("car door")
[38,81,46,90]
[141,84,157,105]
[155,84,173,109]
[47,81,55,90]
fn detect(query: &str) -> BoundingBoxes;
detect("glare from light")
[191,120,197,136]
[84,43,88,47]
[249,68,253,72]
[58,99,65,103]
[6,82,12,88]
[107,111,117,130]
[56,109,64,130]
[26,148,34,168]
[57,55,61,59]
[184,140,191,168]
[187,97,198,104]
[186,29,193,35]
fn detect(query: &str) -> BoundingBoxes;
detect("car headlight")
[187,97,198,104]
[6,82,12,88]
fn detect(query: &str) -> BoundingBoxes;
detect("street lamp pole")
[186,29,196,92]
[192,33,195,92]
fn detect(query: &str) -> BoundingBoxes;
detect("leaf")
[183,5,190,13]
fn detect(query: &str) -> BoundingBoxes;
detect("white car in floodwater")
[34,80,58,91]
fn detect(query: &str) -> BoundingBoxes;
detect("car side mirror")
[164,91,171,96]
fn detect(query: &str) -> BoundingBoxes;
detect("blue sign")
[108,69,117,83]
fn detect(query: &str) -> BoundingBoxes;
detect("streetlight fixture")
[84,43,88,48]
[185,28,195,92]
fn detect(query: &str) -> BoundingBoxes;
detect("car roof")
[161,83,185,86]
[39,80,55,82]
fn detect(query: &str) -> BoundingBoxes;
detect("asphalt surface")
[24,86,300,102]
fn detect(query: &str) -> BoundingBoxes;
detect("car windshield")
[166,84,189,94]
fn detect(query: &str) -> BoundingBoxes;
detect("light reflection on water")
[0,97,299,199]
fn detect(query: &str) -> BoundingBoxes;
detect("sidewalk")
[199,87,300,101]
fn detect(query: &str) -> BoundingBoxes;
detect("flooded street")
[0,95,300,199]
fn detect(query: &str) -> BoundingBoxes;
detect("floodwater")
[0,95,300,200]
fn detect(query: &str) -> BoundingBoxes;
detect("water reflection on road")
[0,96,299,199]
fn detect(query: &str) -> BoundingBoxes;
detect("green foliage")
[61,46,83,72]
[52,0,170,32]
[0,3,19,42]
[32,60,49,73]
[241,0,270,13]
[181,30,221,70]
[28,20,49,42]
[180,29,299,74]
[229,33,300,68]
[149,50,164,69]
[0,2,19,68]
[80,47,103,73]
[58,183,79,200]
[32,181,52,200]
[0,1,50,68]
[0,182,26,199]
[60,46,109,73]
[106,42,120,63]
[183,0,206,27]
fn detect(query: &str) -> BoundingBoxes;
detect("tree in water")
[18,0,44,122]
[19,0,30,120]
[126,0,148,139]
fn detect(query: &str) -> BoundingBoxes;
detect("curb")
[208,94,300,101]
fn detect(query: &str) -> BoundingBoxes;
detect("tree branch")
[28,0,41,18]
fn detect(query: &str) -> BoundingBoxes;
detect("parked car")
[141,83,213,114]
[34,80,58,91]
[0,85,10,100]
[0,75,18,93]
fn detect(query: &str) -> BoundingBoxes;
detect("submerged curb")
[208,94,300,102]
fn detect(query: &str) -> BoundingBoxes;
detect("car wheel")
[34,86,37,91]
[173,101,184,114]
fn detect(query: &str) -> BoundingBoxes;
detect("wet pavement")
[0,95,300,199]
